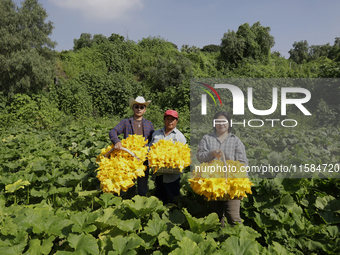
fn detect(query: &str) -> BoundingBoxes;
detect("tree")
[288,40,309,64]
[328,37,340,60]
[201,44,221,53]
[220,21,274,66]
[180,44,200,53]
[73,33,93,51]
[0,0,56,96]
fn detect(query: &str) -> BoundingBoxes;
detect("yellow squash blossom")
[96,135,148,195]
[188,159,253,201]
[148,139,191,173]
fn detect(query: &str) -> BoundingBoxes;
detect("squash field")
[1,123,340,254]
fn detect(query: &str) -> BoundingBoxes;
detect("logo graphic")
[199,83,311,116]
[197,82,222,114]
[198,83,312,128]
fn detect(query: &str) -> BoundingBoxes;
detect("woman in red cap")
[149,109,187,204]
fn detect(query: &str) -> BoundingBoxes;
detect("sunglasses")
[134,105,145,110]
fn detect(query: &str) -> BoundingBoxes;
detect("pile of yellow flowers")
[96,135,148,195]
[188,159,253,201]
[148,139,191,173]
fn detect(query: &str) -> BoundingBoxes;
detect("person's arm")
[197,136,215,163]
[109,120,126,149]
[234,138,248,165]
[177,131,187,145]
[146,122,154,145]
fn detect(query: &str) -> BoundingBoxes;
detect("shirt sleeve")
[146,122,154,144]
[109,120,125,144]
[197,136,214,163]
[177,132,187,145]
[234,138,248,165]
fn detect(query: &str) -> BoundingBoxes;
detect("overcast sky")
[14,0,340,58]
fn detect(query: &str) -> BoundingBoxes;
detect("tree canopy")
[220,21,275,66]
[0,0,56,96]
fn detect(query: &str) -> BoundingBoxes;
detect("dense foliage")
[0,0,56,96]
[1,123,340,254]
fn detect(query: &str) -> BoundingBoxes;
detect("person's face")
[164,115,178,131]
[215,115,229,135]
[133,104,146,117]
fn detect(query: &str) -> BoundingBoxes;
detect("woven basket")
[151,166,182,174]
[104,147,141,161]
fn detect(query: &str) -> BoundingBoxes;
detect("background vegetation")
[1,0,340,254]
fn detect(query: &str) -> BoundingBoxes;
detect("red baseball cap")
[164,109,178,119]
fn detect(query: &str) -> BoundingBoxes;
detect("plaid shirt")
[197,132,248,165]
[109,117,154,145]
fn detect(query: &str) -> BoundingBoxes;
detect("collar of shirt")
[211,131,235,138]
[161,126,178,135]
[129,117,145,123]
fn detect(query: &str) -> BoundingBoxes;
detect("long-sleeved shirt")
[197,132,248,165]
[149,127,187,183]
[109,117,154,145]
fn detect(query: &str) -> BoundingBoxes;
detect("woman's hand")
[212,149,223,159]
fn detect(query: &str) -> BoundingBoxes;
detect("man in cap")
[149,109,187,204]
[109,96,154,196]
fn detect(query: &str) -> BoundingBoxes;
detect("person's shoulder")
[153,128,163,135]
[175,128,186,137]
[202,132,215,139]
[142,118,153,124]
[228,133,244,143]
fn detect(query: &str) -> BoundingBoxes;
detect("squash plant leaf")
[169,237,200,255]
[67,233,99,255]
[117,218,141,232]
[123,195,166,218]
[95,193,122,208]
[110,234,144,255]
[220,236,263,255]
[5,179,30,193]
[144,219,167,236]
[182,208,220,234]
[25,236,55,255]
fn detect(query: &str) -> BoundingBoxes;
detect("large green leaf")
[144,219,167,236]
[169,237,201,255]
[315,195,340,212]
[67,233,99,255]
[95,193,122,208]
[117,218,141,232]
[24,236,55,255]
[267,241,292,255]
[220,236,263,255]
[70,211,99,234]
[123,195,166,218]
[182,208,220,234]
[5,179,30,193]
[110,234,144,255]
[221,224,261,240]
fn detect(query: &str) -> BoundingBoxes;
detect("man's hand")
[114,142,122,150]
[212,149,222,159]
